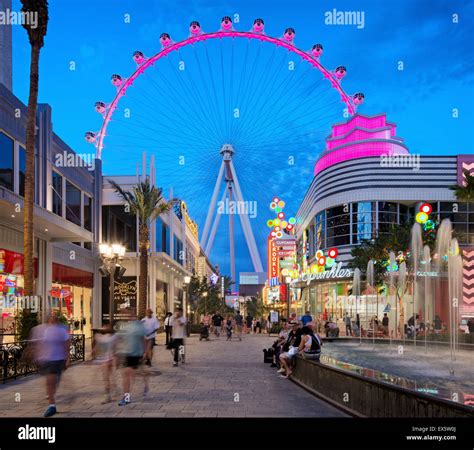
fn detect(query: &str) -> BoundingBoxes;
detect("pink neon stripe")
[314,141,409,175]
[96,31,355,158]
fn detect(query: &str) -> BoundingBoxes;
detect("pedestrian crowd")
[27,307,187,417]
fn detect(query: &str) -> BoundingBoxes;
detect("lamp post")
[285,276,292,319]
[99,243,126,325]
[183,275,191,335]
[202,291,208,317]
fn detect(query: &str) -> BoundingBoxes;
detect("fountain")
[352,268,361,345]
[410,222,423,353]
[367,260,374,347]
[422,245,432,352]
[398,261,407,341]
[388,251,396,345]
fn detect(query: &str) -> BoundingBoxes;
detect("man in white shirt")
[164,312,173,348]
[171,308,187,366]
[142,309,160,366]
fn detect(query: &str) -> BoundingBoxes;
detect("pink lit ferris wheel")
[85,16,365,280]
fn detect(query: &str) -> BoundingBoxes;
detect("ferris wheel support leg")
[205,188,227,256]
[228,183,236,285]
[228,160,264,273]
[201,160,225,249]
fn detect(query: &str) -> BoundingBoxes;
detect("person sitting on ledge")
[298,326,322,361]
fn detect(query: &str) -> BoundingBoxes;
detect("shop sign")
[279,260,294,269]
[267,238,280,280]
[299,262,353,282]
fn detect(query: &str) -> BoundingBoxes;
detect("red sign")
[267,237,280,281]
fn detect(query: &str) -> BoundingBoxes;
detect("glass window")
[174,236,183,264]
[353,202,373,242]
[83,195,92,231]
[0,132,14,191]
[18,146,26,197]
[440,202,467,212]
[65,180,81,226]
[102,205,136,251]
[52,171,63,216]
[156,218,170,254]
[315,211,326,251]
[378,202,398,224]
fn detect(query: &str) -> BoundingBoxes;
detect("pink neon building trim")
[314,113,409,176]
[96,31,356,158]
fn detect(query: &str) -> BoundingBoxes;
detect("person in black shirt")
[211,312,224,338]
[278,321,302,378]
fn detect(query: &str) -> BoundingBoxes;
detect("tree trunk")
[23,44,41,297]
[138,224,149,319]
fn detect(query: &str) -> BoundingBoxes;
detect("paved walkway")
[0,333,346,418]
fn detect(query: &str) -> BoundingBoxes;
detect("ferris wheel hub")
[220,143,235,157]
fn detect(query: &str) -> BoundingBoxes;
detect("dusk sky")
[10,0,474,281]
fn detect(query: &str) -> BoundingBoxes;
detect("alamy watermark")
[217,199,257,219]
[54,151,96,171]
[0,295,40,312]
[380,153,420,171]
[324,8,365,29]
[0,8,38,29]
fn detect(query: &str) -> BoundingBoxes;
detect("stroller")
[199,323,210,341]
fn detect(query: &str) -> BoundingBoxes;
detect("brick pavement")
[0,333,347,418]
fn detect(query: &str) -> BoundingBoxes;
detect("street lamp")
[285,276,292,319]
[183,275,191,336]
[99,243,126,325]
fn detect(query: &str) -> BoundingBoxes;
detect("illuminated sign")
[267,237,280,281]
[298,262,353,282]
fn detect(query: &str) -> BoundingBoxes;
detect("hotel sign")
[299,262,353,283]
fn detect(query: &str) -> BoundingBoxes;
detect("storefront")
[0,249,38,338]
[51,263,94,338]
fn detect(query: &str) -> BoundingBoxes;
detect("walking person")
[245,314,253,334]
[382,313,389,336]
[92,323,117,404]
[142,308,160,366]
[211,311,224,338]
[164,312,173,348]
[30,312,71,417]
[344,312,352,336]
[171,308,187,366]
[234,310,243,341]
[226,316,233,341]
[117,310,147,406]
[301,310,313,326]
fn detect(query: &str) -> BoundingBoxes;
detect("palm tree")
[20,0,49,296]
[449,169,474,201]
[109,178,173,318]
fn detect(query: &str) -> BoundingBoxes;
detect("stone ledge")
[291,356,474,418]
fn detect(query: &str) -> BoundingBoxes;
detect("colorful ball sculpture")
[416,212,429,224]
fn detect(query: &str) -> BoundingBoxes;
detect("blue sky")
[10,0,474,281]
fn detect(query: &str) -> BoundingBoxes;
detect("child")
[226,317,233,341]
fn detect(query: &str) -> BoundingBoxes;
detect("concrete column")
[0,0,13,92]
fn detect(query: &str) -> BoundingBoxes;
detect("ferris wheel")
[85,16,365,280]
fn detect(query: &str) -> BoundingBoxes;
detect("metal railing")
[0,334,85,383]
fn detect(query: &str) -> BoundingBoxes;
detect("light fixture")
[112,243,122,255]
[99,243,109,255]
[184,275,191,284]
[44,228,48,232]
[11,214,15,218]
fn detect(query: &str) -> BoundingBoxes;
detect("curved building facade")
[293,113,474,332]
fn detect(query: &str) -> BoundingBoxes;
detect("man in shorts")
[142,308,160,366]
[117,311,147,406]
[278,321,302,378]
[234,310,243,341]
[171,308,187,366]
[31,312,70,418]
